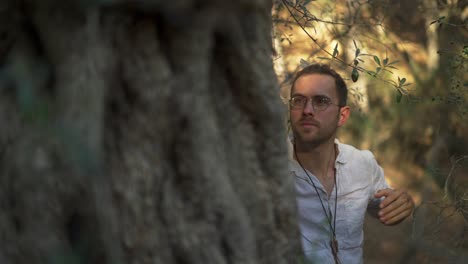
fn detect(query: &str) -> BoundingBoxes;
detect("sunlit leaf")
[332,43,339,58]
[399,78,406,85]
[373,56,381,66]
[300,58,309,68]
[351,68,359,82]
[383,57,388,65]
[317,56,331,60]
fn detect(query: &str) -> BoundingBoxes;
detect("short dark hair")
[290,63,347,106]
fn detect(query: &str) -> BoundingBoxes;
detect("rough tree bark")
[0,1,300,263]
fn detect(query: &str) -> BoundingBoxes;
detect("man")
[289,64,414,264]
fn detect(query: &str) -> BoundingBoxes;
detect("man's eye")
[314,96,330,105]
[293,97,306,104]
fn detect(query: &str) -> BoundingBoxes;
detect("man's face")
[290,73,349,147]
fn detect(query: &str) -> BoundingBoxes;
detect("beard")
[291,119,338,149]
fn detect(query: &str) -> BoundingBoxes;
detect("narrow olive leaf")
[355,48,360,57]
[351,68,359,82]
[353,59,359,66]
[396,89,403,103]
[400,77,406,85]
[332,43,339,58]
[373,56,381,66]
[387,60,400,66]
[317,57,332,60]
[376,67,381,73]
[300,58,309,68]
[353,39,358,49]
[383,57,388,66]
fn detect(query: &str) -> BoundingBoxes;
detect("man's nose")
[302,100,315,114]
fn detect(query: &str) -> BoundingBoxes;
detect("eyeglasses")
[289,95,341,111]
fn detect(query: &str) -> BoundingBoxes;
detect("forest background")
[273,0,467,263]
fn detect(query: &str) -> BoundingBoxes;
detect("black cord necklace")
[294,143,340,264]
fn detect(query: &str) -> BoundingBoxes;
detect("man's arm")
[374,188,414,225]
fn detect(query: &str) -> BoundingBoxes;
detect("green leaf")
[376,67,381,73]
[355,48,360,57]
[317,56,331,60]
[351,68,359,82]
[383,57,388,66]
[353,39,358,49]
[396,89,403,103]
[387,60,400,66]
[332,43,339,58]
[300,58,309,68]
[399,77,406,85]
[373,56,381,66]
[353,59,359,66]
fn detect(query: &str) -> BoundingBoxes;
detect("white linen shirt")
[291,140,389,264]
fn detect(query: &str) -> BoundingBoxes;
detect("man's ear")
[337,106,350,127]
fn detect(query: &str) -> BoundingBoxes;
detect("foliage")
[278,0,411,98]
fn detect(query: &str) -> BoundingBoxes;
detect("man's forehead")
[293,74,336,94]
[296,73,335,84]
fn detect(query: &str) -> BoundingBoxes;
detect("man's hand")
[374,188,414,225]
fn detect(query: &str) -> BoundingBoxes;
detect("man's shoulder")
[336,140,377,164]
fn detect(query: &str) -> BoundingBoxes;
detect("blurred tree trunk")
[0,1,300,263]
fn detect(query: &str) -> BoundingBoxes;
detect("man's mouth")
[299,120,319,127]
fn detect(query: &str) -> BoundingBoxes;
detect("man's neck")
[294,138,336,178]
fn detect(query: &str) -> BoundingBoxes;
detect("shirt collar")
[288,138,349,165]
[334,139,348,164]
